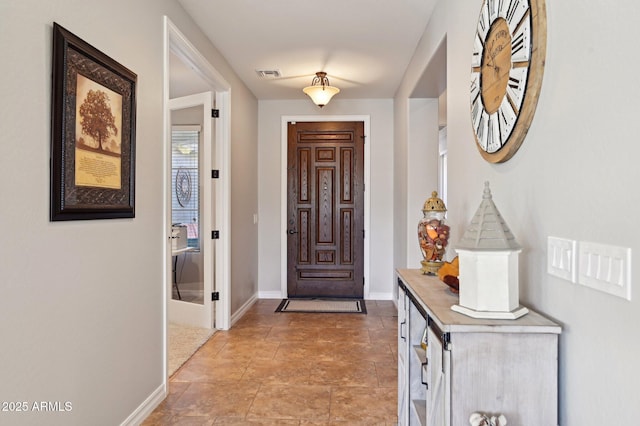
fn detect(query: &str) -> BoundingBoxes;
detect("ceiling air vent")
[255,69,282,79]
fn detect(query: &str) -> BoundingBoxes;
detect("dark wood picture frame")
[50,23,136,221]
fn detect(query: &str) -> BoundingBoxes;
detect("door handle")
[287,229,298,235]
[421,361,429,388]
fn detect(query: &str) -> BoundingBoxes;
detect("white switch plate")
[578,242,631,300]
[547,237,577,282]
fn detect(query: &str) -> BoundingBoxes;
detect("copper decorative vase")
[418,191,450,275]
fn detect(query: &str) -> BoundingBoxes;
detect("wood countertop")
[396,268,561,335]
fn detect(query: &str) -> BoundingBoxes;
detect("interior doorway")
[163,17,232,385]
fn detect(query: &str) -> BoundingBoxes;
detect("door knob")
[288,229,298,235]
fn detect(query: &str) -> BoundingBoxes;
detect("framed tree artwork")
[50,23,137,221]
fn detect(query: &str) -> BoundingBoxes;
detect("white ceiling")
[176,0,439,101]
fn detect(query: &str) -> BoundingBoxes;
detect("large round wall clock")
[470,0,547,163]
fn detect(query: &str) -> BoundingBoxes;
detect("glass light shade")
[303,85,340,108]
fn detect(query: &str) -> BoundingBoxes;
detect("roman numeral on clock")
[506,0,521,24]
[509,75,521,90]
[512,32,525,56]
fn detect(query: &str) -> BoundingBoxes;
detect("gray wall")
[396,0,640,423]
[0,1,258,424]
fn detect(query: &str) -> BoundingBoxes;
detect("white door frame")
[163,16,232,382]
[280,115,371,299]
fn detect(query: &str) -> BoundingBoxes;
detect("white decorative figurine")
[469,412,507,426]
[452,181,529,319]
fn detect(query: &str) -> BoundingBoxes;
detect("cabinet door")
[408,298,428,425]
[427,326,447,426]
[397,286,409,425]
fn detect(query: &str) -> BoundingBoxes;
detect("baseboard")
[230,293,258,326]
[257,291,393,301]
[258,290,284,299]
[367,292,394,300]
[120,382,166,426]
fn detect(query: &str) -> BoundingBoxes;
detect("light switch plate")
[547,236,577,282]
[578,242,631,300]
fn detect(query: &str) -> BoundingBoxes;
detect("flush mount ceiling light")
[303,71,340,108]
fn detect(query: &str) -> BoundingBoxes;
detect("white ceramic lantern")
[451,182,528,319]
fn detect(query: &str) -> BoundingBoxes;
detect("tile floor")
[144,299,399,425]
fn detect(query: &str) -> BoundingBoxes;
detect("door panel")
[168,92,214,329]
[287,121,364,298]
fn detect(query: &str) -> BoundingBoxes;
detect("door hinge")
[212,109,219,118]
[362,229,365,239]
[211,291,220,301]
[212,230,220,239]
[212,169,219,179]
[363,277,365,286]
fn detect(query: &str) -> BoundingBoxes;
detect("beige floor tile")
[316,327,371,344]
[334,314,385,329]
[285,313,341,328]
[147,300,398,425]
[368,327,397,344]
[166,415,215,425]
[194,335,228,357]
[380,316,398,330]
[329,386,397,423]
[234,315,293,329]
[213,340,281,361]
[172,357,250,383]
[166,381,190,403]
[273,341,340,363]
[266,325,323,342]
[308,360,379,387]
[241,358,311,385]
[247,384,331,420]
[213,326,274,341]
[141,403,177,425]
[328,342,396,363]
[213,417,300,425]
[171,382,260,418]
[366,301,398,317]
[375,361,398,388]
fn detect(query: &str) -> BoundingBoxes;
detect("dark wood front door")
[287,121,365,298]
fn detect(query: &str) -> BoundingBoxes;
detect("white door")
[168,92,214,329]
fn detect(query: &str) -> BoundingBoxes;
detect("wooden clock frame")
[470,0,547,163]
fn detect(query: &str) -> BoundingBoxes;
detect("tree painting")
[78,89,118,151]
[75,74,122,154]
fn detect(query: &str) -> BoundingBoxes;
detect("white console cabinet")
[397,269,561,426]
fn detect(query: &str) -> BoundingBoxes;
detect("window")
[172,126,200,250]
